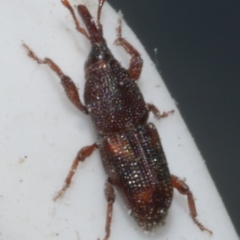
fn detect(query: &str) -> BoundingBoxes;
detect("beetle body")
[100,123,173,230]
[79,5,173,230]
[23,0,211,238]
[82,10,148,133]
[84,50,148,133]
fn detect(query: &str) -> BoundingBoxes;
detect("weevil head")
[85,42,113,68]
[78,5,113,67]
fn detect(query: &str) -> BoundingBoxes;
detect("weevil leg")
[103,179,115,240]
[146,103,174,119]
[114,18,143,80]
[61,0,90,39]
[171,175,212,234]
[54,143,98,201]
[23,43,88,114]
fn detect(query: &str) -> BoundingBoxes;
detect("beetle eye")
[91,47,100,57]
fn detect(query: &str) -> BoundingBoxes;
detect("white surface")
[0,0,238,240]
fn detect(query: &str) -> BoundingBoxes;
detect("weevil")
[23,0,212,239]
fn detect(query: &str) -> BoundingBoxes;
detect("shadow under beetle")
[23,0,212,239]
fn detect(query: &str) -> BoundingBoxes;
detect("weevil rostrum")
[23,0,212,239]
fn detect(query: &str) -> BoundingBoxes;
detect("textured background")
[110,0,240,235]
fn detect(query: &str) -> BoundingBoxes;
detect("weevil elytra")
[23,0,212,239]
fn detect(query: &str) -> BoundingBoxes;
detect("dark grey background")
[109,0,240,235]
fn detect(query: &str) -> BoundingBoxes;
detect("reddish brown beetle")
[23,0,212,239]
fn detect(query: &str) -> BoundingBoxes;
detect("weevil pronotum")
[23,0,212,239]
